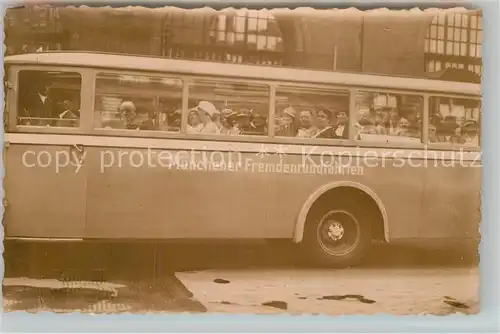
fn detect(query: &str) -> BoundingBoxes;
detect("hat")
[462,120,478,127]
[299,109,313,117]
[221,108,233,116]
[197,101,219,117]
[236,112,250,119]
[462,120,478,132]
[227,111,239,118]
[317,107,333,119]
[283,107,296,119]
[119,101,136,112]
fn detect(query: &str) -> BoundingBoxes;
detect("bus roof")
[5,52,481,97]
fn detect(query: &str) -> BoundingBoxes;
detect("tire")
[302,196,372,267]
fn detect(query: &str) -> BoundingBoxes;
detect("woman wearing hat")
[313,108,336,139]
[196,100,221,134]
[248,110,268,135]
[460,120,479,146]
[225,111,251,136]
[222,110,241,136]
[439,116,461,143]
[187,107,203,134]
[276,106,298,137]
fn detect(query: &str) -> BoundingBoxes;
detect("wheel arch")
[293,181,390,243]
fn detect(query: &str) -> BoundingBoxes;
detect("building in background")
[4,6,482,82]
[425,11,482,75]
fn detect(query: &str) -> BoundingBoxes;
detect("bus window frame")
[426,94,482,151]
[353,87,426,144]
[185,77,272,139]
[93,70,185,133]
[8,65,90,134]
[89,69,274,141]
[182,78,358,147]
[5,65,13,132]
[273,82,352,141]
[10,64,480,153]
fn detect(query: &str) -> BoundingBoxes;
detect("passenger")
[431,110,443,126]
[56,99,79,127]
[213,112,224,134]
[236,109,252,133]
[415,110,422,126]
[333,110,349,139]
[452,126,463,144]
[313,108,336,139]
[297,110,317,138]
[158,110,168,131]
[441,116,460,143]
[163,108,181,131]
[220,108,233,134]
[22,79,54,125]
[357,108,374,132]
[158,107,178,131]
[276,107,298,137]
[119,101,153,130]
[187,108,203,134]
[395,117,411,137]
[140,106,156,130]
[461,120,479,146]
[196,100,220,134]
[373,111,388,135]
[248,111,267,135]
[236,112,251,134]
[363,110,387,135]
[428,124,438,143]
[226,111,242,135]
[387,108,400,135]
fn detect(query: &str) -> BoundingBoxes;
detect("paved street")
[177,267,478,315]
[3,242,479,315]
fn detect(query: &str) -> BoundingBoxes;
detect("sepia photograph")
[2,4,482,317]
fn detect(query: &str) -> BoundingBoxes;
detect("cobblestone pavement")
[3,242,479,315]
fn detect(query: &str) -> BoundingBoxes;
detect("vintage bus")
[3,52,482,267]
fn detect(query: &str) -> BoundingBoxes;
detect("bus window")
[429,97,481,147]
[355,91,423,144]
[274,86,349,139]
[17,70,81,128]
[94,73,183,132]
[187,80,269,136]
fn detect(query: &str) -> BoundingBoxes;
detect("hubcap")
[316,210,360,256]
[327,221,344,241]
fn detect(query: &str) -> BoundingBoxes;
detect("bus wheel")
[303,199,371,267]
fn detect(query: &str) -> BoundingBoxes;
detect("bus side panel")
[3,143,87,238]
[420,164,482,239]
[84,147,271,239]
[264,154,426,240]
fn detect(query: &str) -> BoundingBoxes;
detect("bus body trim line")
[4,133,482,162]
[4,237,84,242]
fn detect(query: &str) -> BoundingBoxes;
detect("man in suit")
[56,99,80,127]
[21,79,54,126]
[333,109,349,139]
